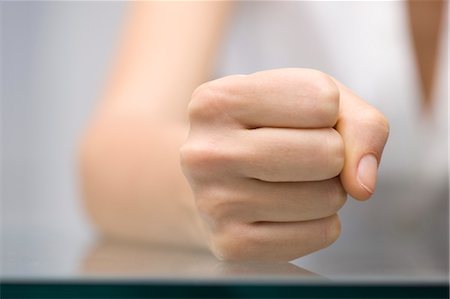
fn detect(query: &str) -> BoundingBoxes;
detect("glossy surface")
[1,219,448,284]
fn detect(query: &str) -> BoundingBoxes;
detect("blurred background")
[1,1,448,280]
[2,2,126,276]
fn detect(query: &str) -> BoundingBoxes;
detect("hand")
[180,68,389,261]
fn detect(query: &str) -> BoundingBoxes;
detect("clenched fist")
[180,69,389,261]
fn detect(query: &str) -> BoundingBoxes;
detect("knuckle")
[196,189,240,226]
[327,179,347,213]
[188,78,242,121]
[211,239,243,261]
[179,142,201,170]
[323,214,342,246]
[180,141,232,172]
[188,82,221,120]
[326,129,345,177]
[313,71,340,101]
[309,70,340,122]
[210,226,252,261]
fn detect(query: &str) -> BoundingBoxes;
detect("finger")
[232,177,347,223]
[189,68,339,129]
[335,81,389,200]
[238,127,344,182]
[211,214,341,261]
[195,178,346,225]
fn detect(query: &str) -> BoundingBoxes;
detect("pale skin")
[79,1,444,261]
[180,68,389,261]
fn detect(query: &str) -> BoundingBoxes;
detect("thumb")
[334,81,390,200]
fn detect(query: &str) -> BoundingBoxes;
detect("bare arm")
[79,2,231,249]
[80,2,391,262]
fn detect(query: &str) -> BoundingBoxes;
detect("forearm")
[101,1,231,122]
[79,111,208,249]
[78,1,230,249]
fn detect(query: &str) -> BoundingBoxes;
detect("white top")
[214,1,448,278]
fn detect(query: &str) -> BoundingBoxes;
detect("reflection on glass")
[81,239,320,279]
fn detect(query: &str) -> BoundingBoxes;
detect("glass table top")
[1,222,448,298]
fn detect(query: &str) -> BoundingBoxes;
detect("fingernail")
[357,154,378,194]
